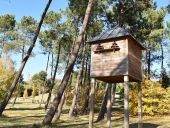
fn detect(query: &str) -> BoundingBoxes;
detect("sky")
[0,0,68,80]
[0,0,170,80]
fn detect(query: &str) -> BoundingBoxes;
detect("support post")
[124,76,129,128]
[106,83,112,128]
[138,82,142,128]
[89,78,95,128]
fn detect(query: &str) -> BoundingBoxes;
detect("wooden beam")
[124,76,129,128]
[89,78,95,128]
[138,82,142,128]
[106,83,112,128]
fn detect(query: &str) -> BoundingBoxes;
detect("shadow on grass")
[53,122,89,128]
[130,123,159,128]
[0,124,33,128]
[5,107,44,111]
[0,115,44,120]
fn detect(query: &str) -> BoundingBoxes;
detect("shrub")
[23,88,28,97]
[32,85,37,97]
[0,59,16,102]
[129,80,170,116]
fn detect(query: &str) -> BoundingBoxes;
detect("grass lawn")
[0,97,170,128]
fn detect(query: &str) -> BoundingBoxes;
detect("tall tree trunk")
[0,38,5,58]
[39,87,45,107]
[118,0,126,27]
[39,52,50,107]
[11,94,18,106]
[147,48,151,80]
[96,84,108,122]
[111,83,116,105]
[51,53,54,78]
[148,49,151,80]
[160,43,164,83]
[12,45,25,107]
[0,0,52,115]
[42,0,93,125]
[82,53,90,113]
[54,51,74,119]
[55,93,65,120]
[69,45,86,117]
[45,42,61,110]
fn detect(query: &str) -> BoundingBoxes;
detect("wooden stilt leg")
[106,83,112,128]
[89,78,95,128]
[124,76,129,128]
[138,82,142,128]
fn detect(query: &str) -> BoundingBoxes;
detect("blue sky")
[0,0,170,80]
[0,0,68,80]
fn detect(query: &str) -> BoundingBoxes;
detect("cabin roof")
[87,26,145,50]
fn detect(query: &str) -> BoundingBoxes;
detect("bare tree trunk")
[69,44,86,117]
[147,48,151,80]
[0,38,5,58]
[51,53,54,78]
[111,83,116,105]
[96,84,108,122]
[82,53,90,113]
[11,94,18,106]
[39,87,45,107]
[65,73,73,105]
[0,0,52,115]
[45,42,61,110]
[55,93,65,120]
[39,52,50,108]
[12,45,25,107]
[160,43,164,83]
[42,0,93,125]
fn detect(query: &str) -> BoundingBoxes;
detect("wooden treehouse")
[88,26,145,83]
[88,26,145,128]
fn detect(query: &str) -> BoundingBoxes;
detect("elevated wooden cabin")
[88,26,145,82]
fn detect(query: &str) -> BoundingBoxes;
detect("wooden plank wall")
[90,39,128,78]
[128,37,142,81]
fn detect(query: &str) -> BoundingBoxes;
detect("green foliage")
[32,71,47,84]
[0,14,15,32]
[129,80,170,116]
[0,14,16,56]
[3,15,37,57]
[31,71,47,95]
[44,11,61,26]
[161,68,170,88]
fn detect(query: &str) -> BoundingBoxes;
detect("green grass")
[0,96,170,128]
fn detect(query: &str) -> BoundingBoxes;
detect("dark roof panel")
[88,26,130,42]
[87,26,145,50]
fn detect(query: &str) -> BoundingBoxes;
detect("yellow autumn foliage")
[23,88,28,97]
[129,80,170,116]
[0,58,16,102]
[32,85,38,97]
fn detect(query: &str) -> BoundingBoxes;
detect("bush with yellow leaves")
[0,58,16,102]
[129,80,170,116]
